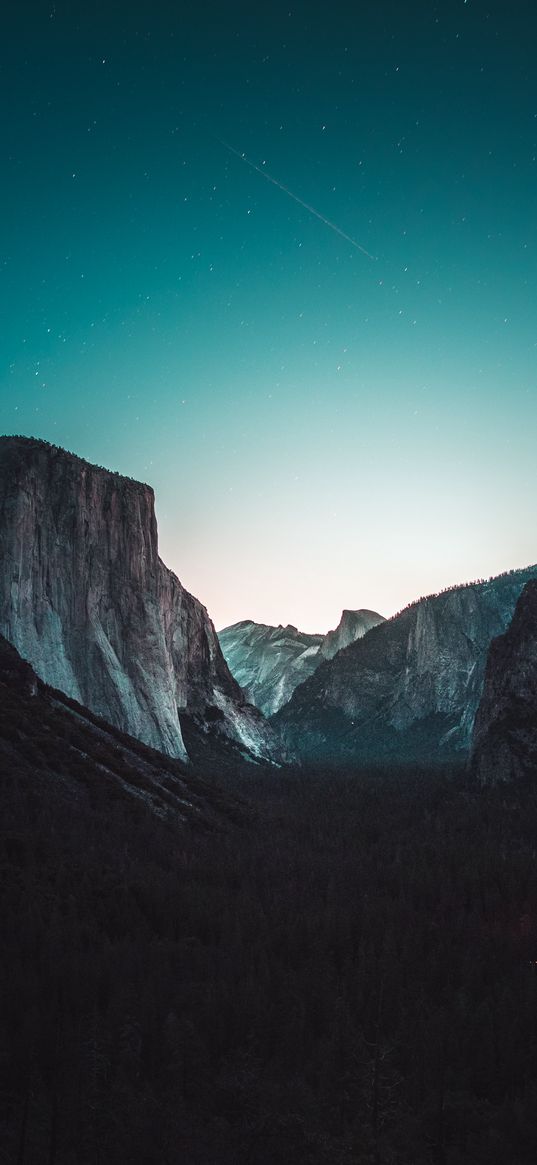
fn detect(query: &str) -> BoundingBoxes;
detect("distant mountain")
[272,567,537,765]
[471,580,537,784]
[318,608,386,661]
[218,621,323,716]
[218,609,385,717]
[0,437,277,764]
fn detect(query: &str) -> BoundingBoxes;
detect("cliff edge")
[0,436,276,763]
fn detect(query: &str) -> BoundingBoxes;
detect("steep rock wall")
[0,437,275,762]
[318,608,385,661]
[218,621,324,716]
[272,568,537,765]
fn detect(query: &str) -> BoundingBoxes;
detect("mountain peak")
[218,608,386,716]
[319,607,386,661]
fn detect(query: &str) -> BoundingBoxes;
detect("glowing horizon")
[6,429,536,635]
[2,3,536,635]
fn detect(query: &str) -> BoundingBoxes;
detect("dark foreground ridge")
[472,579,537,784]
[2,635,537,1163]
[0,632,245,827]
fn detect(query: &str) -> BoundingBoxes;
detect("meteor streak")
[218,138,377,261]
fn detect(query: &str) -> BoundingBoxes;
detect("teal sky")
[1,0,537,631]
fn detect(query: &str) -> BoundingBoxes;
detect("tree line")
[2,719,537,1162]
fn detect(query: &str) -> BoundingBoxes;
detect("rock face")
[272,567,537,765]
[218,609,385,717]
[471,580,537,784]
[318,608,386,661]
[0,436,276,763]
[218,621,324,717]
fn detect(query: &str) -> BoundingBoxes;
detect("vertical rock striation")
[0,436,275,762]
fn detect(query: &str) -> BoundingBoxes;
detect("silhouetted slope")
[0,632,241,826]
[472,579,537,783]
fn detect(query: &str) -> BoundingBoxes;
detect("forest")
[2,708,537,1165]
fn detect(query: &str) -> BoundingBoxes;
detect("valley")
[1,438,537,1164]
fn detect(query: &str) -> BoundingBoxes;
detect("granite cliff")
[471,580,537,784]
[318,608,386,661]
[272,567,537,765]
[0,436,276,763]
[218,608,385,717]
[218,621,324,716]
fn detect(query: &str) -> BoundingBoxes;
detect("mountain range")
[3,435,537,1165]
[272,567,537,765]
[218,608,384,716]
[1,434,536,779]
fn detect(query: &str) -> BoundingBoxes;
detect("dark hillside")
[472,580,537,784]
[2,638,537,1162]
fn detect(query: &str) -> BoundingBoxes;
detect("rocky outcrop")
[272,567,537,765]
[218,621,324,716]
[318,609,385,661]
[471,580,537,784]
[0,437,276,763]
[218,609,385,717]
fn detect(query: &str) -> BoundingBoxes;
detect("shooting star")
[217,138,377,261]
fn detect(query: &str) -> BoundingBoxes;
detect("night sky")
[1,0,537,631]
